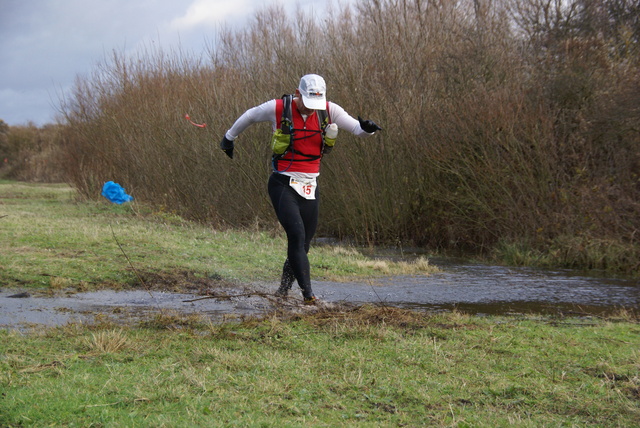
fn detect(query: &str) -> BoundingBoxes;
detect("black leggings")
[268,173,319,298]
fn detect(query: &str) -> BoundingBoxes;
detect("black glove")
[358,116,382,133]
[220,136,234,159]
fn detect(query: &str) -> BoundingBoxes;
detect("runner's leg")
[268,174,318,299]
[279,259,295,293]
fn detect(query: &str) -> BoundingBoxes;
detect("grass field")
[2,308,639,426]
[1,181,639,426]
[0,180,436,292]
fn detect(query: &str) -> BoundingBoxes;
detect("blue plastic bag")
[101,181,134,204]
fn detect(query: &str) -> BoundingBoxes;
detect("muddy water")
[313,259,639,315]
[0,287,268,330]
[1,259,638,329]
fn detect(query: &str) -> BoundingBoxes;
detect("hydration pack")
[271,94,332,157]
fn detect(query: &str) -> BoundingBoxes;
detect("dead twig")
[183,292,272,302]
[109,224,158,306]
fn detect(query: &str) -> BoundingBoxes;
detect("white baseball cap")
[298,74,327,110]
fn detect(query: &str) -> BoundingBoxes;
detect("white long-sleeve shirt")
[225,99,373,141]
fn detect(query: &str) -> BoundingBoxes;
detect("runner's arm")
[225,99,277,140]
[328,102,377,137]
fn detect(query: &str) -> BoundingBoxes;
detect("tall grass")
[58,0,640,273]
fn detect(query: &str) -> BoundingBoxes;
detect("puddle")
[1,260,638,330]
[0,287,275,330]
[313,260,639,315]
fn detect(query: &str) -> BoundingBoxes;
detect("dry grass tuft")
[356,259,391,274]
[331,246,361,257]
[397,256,440,274]
[84,329,130,354]
[356,256,440,275]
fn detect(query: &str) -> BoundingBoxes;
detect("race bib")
[289,177,317,200]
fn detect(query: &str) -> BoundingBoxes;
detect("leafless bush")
[0,123,66,182]
[58,0,640,271]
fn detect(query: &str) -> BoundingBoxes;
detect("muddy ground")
[2,264,638,330]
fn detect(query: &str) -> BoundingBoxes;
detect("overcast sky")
[0,0,348,126]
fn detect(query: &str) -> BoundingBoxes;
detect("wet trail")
[1,259,638,329]
[313,259,639,315]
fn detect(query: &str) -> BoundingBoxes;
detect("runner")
[220,74,381,304]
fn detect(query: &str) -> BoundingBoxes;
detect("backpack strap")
[272,95,295,172]
[276,94,293,134]
[318,102,334,155]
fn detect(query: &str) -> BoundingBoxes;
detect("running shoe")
[303,295,318,305]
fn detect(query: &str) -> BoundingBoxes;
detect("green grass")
[1,309,639,426]
[0,181,436,291]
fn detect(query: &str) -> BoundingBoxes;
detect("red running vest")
[273,98,329,173]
